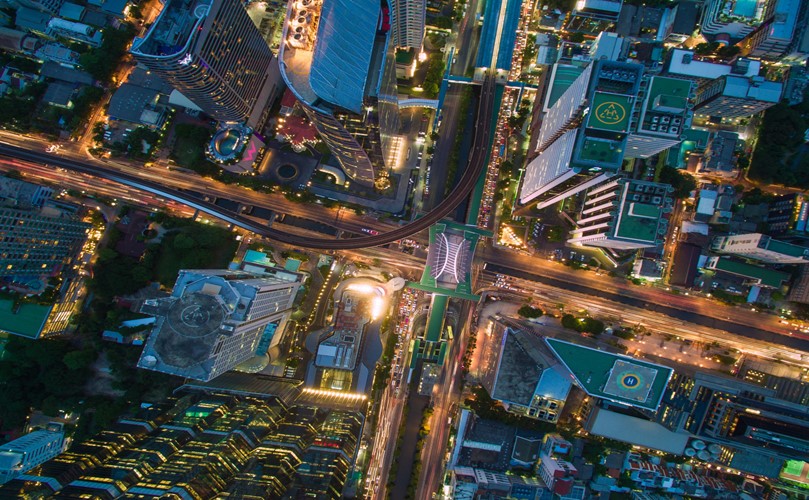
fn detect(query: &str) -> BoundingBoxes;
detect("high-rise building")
[738,0,805,59]
[391,0,424,49]
[693,75,782,119]
[0,392,364,498]
[568,179,673,250]
[137,269,301,381]
[767,193,809,234]
[279,0,400,187]
[130,0,281,127]
[699,0,774,41]
[0,424,66,484]
[0,177,90,279]
[478,325,571,423]
[711,232,809,264]
[520,56,689,210]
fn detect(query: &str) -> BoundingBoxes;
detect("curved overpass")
[0,77,496,250]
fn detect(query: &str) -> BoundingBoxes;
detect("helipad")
[545,338,673,411]
[587,92,633,133]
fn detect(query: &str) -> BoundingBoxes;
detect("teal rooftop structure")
[0,300,53,339]
[546,338,673,411]
[705,257,790,289]
[568,178,674,250]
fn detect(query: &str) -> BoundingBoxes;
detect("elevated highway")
[0,78,496,250]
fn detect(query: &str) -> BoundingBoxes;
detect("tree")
[79,24,137,82]
[430,16,453,29]
[518,305,544,318]
[658,166,696,199]
[63,349,98,371]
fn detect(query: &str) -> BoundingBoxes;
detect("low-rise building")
[698,131,739,177]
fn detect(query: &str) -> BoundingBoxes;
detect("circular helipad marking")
[594,101,626,125]
[181,305,210,328]
[621,374,641,389]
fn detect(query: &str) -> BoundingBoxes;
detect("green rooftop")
[0,299,52,338]
[712,258,790,288]
[764,238,809,259]
[587,92,632,133]
[579,137,624,164]
[614,202,663,243]
[547,65,585,109]
[646,77,691,113]
[546,338,672,411]
[395,48,415,65]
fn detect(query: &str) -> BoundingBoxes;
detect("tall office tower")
[0,177,89,279]
[391,0,425,49]
[0,424,66,484]
[520,55,690,211]
[711,232,809,264]
[693,75,782,119]
[137,269,301,381]
[699,0,774,41]
[130,0,280,128]
[0,393,364,498]
[279,0,400,187]
[738,0,804,59]
[568,179,673,250]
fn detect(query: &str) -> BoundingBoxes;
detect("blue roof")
[475,0,522,70]
[475,0,501,68]
[310,0,379,113]
[496,0,521,70]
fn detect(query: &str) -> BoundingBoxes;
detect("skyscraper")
[391,0,425,49]
[130,0,280,127]
[137,269,301,381]
[279,0,400,187]
[0,177,89,279]
[693,75,782,119]
[519,43,692,211]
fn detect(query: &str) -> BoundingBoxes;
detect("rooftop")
[612,181,672,244]
[764,238,809,258]
[722,75,782,103]
[131,0,209,57]
[0,299,52,338]
[545,65,585,111]
[587,92,632,133]
[108,84,160,123]
[490,328,571,406]
[709,257,790,288]
[639,76,692,136]
[667,49,760,80]
[546,338,673,410]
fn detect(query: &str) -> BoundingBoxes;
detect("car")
[361,228,380,235]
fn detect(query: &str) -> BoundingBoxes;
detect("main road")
[0,76,496,250]
[479,246,809,355]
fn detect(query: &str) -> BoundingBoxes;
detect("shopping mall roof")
[545,338,673,411]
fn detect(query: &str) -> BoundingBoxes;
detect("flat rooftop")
[711,258,790,288]
[587,92,632,133]
[0,299,52,338]
[546,338,672,411]
[545,65,586,110]
[764,238,809,258]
